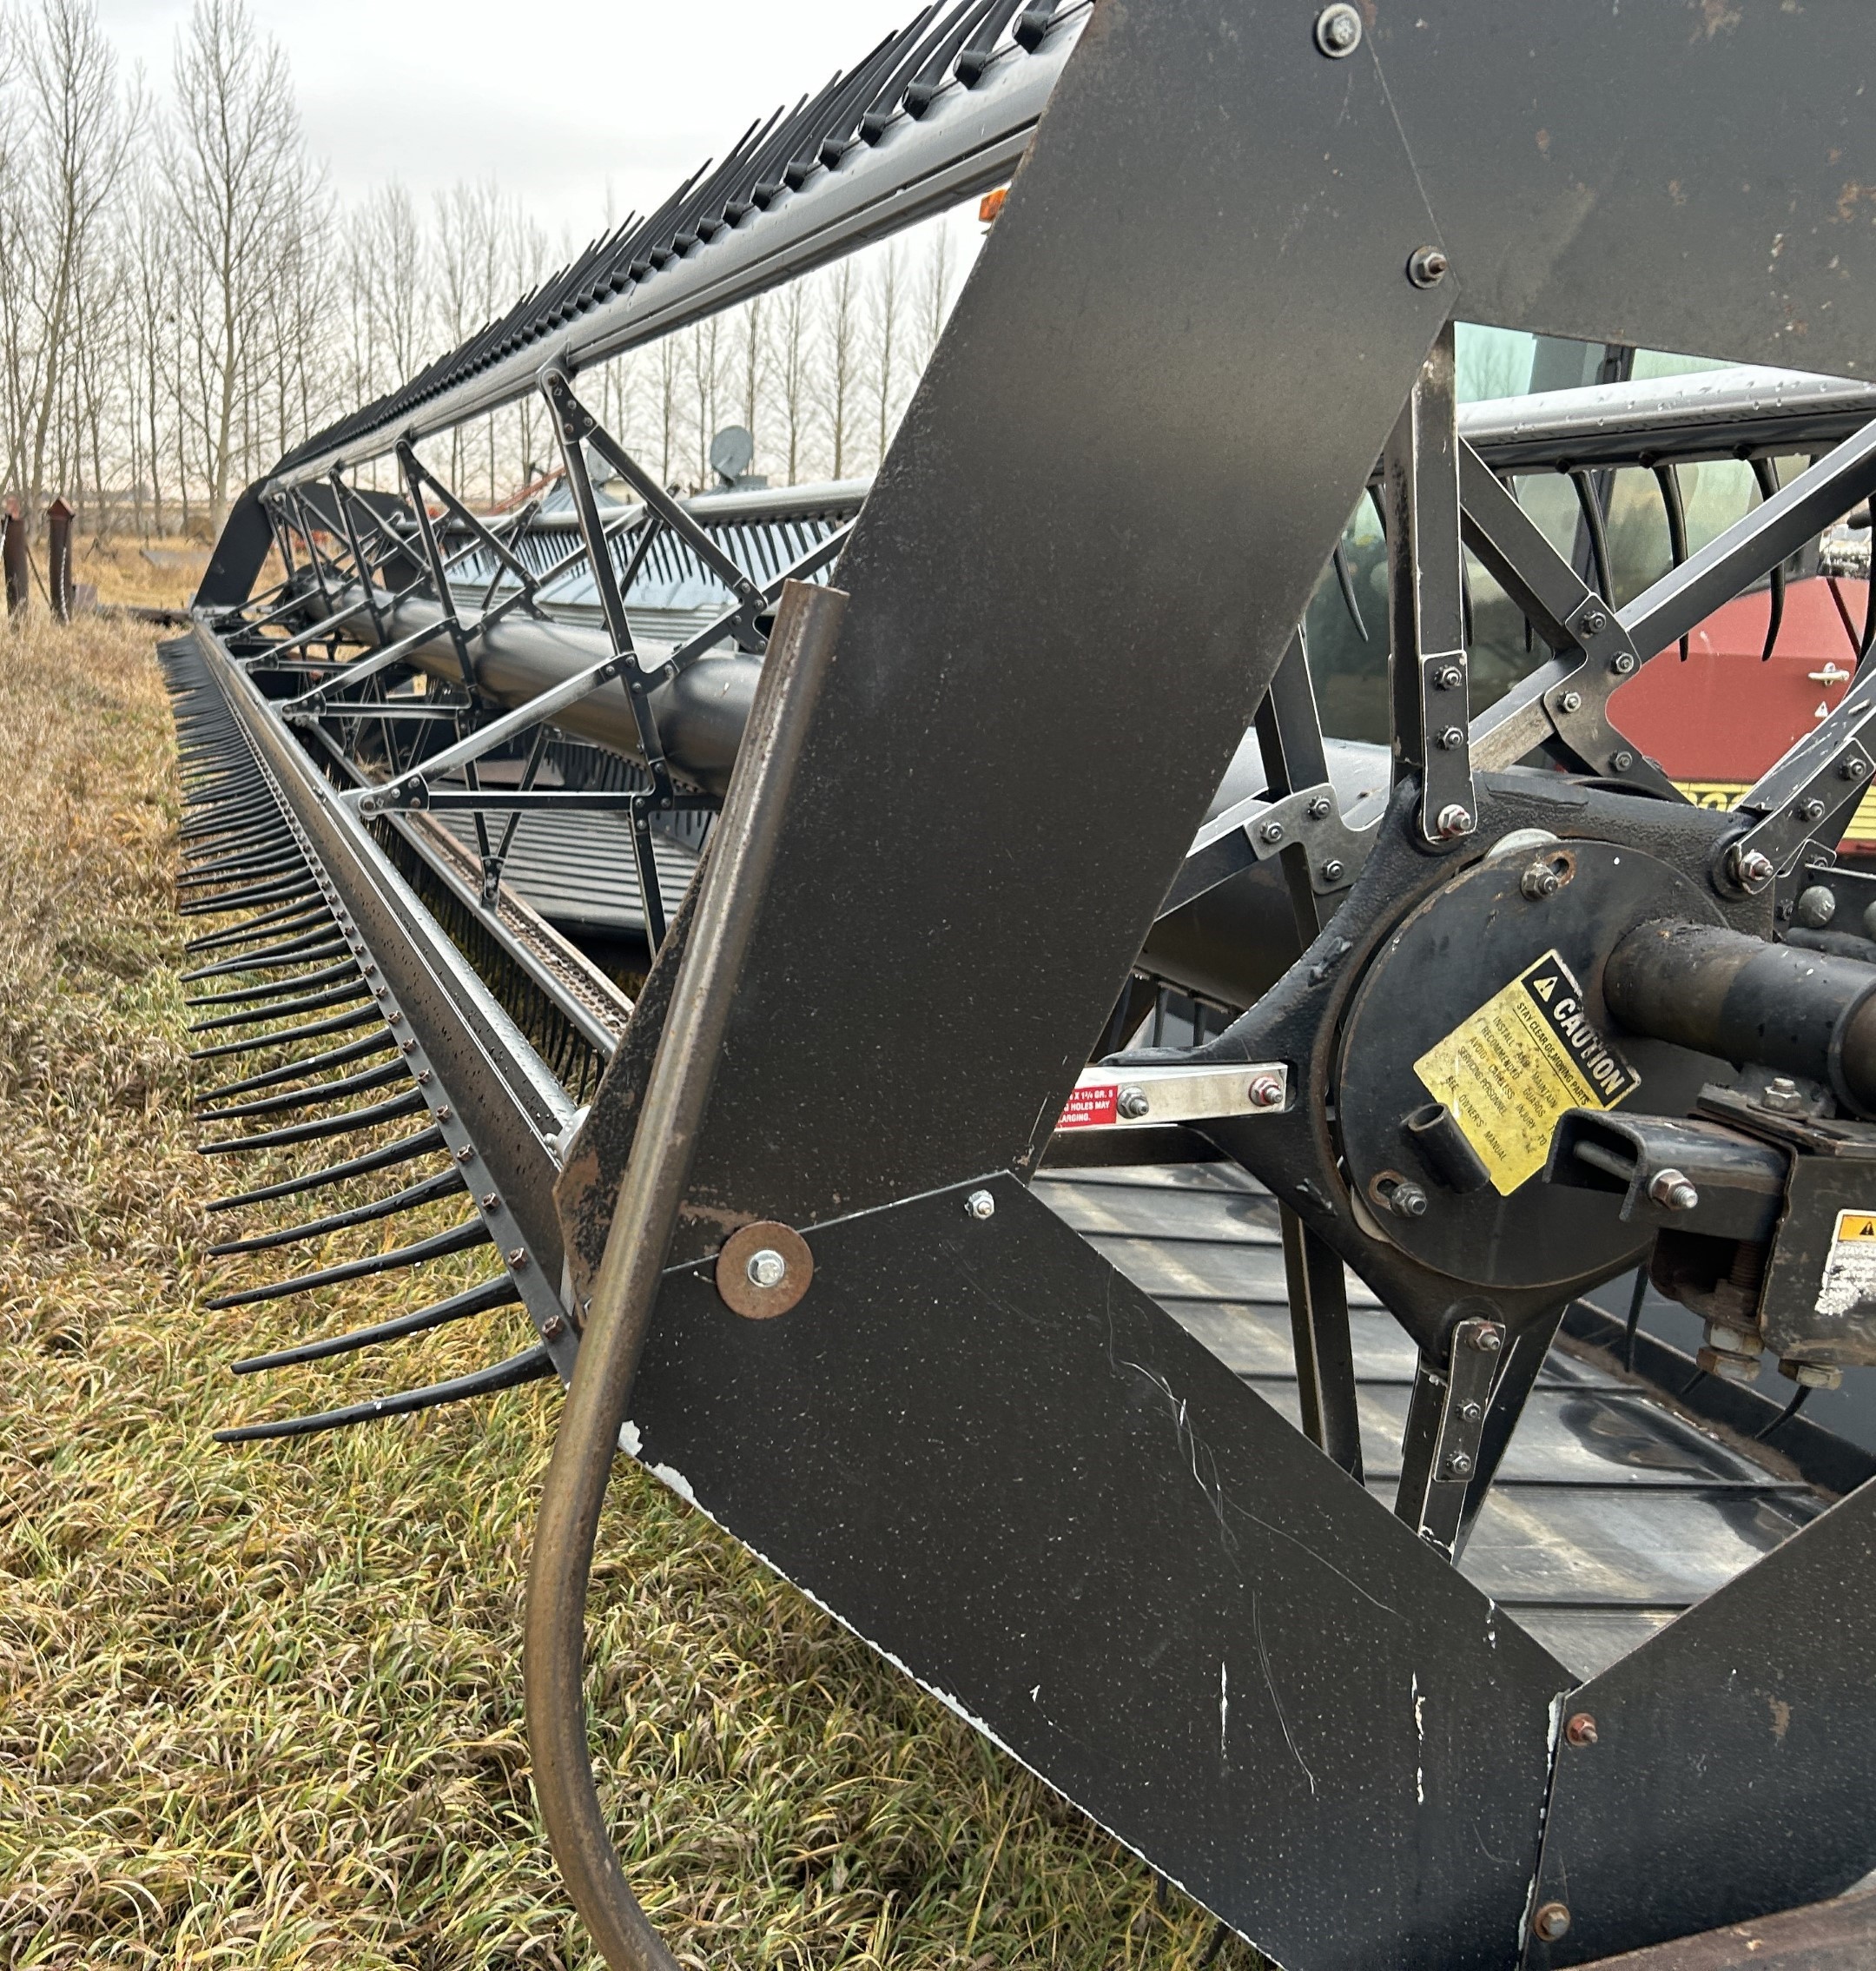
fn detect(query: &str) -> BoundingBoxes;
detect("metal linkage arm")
[401,447,545,607]
[1384,325,1476,848]
[666,519,855,669]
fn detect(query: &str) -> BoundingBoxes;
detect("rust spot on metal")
[716,1220,814,1320]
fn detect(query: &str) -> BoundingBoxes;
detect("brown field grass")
[0,613,1261,1969]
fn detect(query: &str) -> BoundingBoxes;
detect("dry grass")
[0,614,1261,1969]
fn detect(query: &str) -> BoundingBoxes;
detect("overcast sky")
[96,0,925,247]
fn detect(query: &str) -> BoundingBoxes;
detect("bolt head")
[455,1145,475,1162]
[541,1313,566,1340]
[1307,794,1333,820]
[1249,1075,1285,1109]
[1840,756,1869,781]
[1321,857,1346,882]
[507,1247,528,1268]
[1521,862,1562,901]
[1258,819,1285,844]
[1117,1085,1152,1120]
[1729,845,1777,891]
[1534,1903,1572,1942]
[1433,663,1463,691]
[1437,725,1464,751]
[1407,245,1450,288]
[1389,1181,1430,1220]
[745,1247,788,1289]
[1611,751,1635,772]
[1435,804,1475,839]
[1580,606,1608,636]
[1313,3,1362,55]
[1610,651,1636,675]
[1798,797,1826,823]
[1564,1711,1599,1748]
[1558,690,1583,714]
[1444,1452,1474,1478]
[1470,1326,1505,1354]
[965,1188,996,1220]
[480,1191,499,1210]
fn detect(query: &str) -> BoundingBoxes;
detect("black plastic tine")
[210,1165,467,1257]
[230,1274,521,1375]
[178,876,318,917]
[214,1345,552,1445]
[195,1057,407,1126]
[201,1028,396,1103]
[1013,0,1062,50]
[1569,467,1615,610]
[182,932,350,982]
[182,802,279,841]
[805,33,908,175]
[204,1217,492,1308]
[188,982,373,1035]
[180,833,292,872]
[199,1088,428,1154]
[955,0,1024,83]
[191,1002,380,1063]
[903,0,1007,115]
[206,1126,446,1211]
[1654,463,1691,660]
[1332,542,1370,642]
[186,959,360,1009]
[858,3,949,142]
[177,851,305,890]
[1752,455,1786,662]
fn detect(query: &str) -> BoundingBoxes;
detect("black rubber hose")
[523,578,846,1971]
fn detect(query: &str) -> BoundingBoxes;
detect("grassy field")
[0,612,1261,1970]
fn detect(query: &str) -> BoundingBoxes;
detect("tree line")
[0,0,966,542]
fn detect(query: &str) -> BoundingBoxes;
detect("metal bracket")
[1057,1061,1290,1130]
[1160,780,1377,918]
[1395,1316,1505,1558]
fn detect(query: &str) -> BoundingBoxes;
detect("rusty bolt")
[455,1144,475,1162]
[480,1192,499,1211]
[541,1314,566,1340]
[1534,1902,1572,1942]
[436,1107,451,1121]
[507,1247,528,1267]
[1249,1075,1285,1109]
[1564,1712,1599,1748]
[416,1068,432,1085]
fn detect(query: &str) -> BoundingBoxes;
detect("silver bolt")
[1522,861,1563,901]
[1432,664,1463,691]
[1321,857,1346,883]
[1460,1401,1483,1423]
[1307,795,1333,820]
[1313,3,1362,55]
[456,1145,474,1162]
[1437,725,1464,751]
[1580,606,1608,636]
[1559,690,1583,714]
[1705,1323,1755,1357]
[1795,883,1837,929]
[1407,245,1450,288]
[1388,1181,1430,1220]
[1760,1075,1806,1115]
[1444,1452,1474,1478]
[1117,1085,1152,1120]
[1470,1326,1504,1354]
[1436,804,1476,838]
[1840,756,1869,780]
[964,1188,996,1220]
[1611,651,1636,676]
[1611,751,1635,771]
[1729,845,1777,891]
[1796,797,1826,823]
[745,1247,787,1289]
[1249,1075,1284,1109]
[1258,819,1285,844]
[1648,1167,1700,1213]
[1783,1359,1844,1390]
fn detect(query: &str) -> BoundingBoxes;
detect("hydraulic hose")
[523,579,846,1969]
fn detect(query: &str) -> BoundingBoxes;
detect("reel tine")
[195,1058,406,1125]
[213,1346,552,1445]
[188,981,373,1033]
[208,1165,467,1256]
[229,1274,522,1374]
[181,929,347,981]
[203,1217,492,1309]
[1654,462,1691,659]
[190,1002,380,1062]
[184,900,331,953]
[199,1028,396,1104]
[178,875,318,917]
[205,1127,446,1212]
[198,1088,429,1154]
[1753,454,1786,661]
[186,958,360,1009]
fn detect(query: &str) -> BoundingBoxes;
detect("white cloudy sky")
[96,0,924,247]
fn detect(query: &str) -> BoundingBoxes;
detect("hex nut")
[1729,845,1777,891]
[1435,804,1476,838]
[965,1189,996,1220]
[1388,1181,1430,1220]
[1558,690,1583,713]
[1580,606,1608,636]
[1407,245,1449,288]
[1307,794,1333,820]
[1564,1712,1599,1748]
[1470,1326,1505,1354]
[1117,1086,1152,1121]
[1437,725,1464,751]
[1444,1452,1474,1478]
[1321,857,1346,883]
[1534,1902,1572,1942]
[1259,819,1286,843]
[1647,1167,1700,1213]
[1612,751,1635,771]
[1460,1400,1483,1423]
[1760,1075,1807,1115]
[1611,651,1636,675]
[1313,3,1362,56]
[1522,862,1562,901]
[1433,664,1463,690]
[1249,1075,1285,1109]
[1782,1358,1844,1390]
[1841,755,1869,781]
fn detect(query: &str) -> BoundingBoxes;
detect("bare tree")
[817,257,861,480]
[165,0,307,526]
[770,276,814,485]
[915,218,958,374]
[868,241,902,466]
[689,313,723,486]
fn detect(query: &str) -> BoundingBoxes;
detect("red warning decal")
[1059,1080,1120,1129]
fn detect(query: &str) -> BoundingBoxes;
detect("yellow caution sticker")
[1413,950,1641,1198]
[1819,1210,1876,1319]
